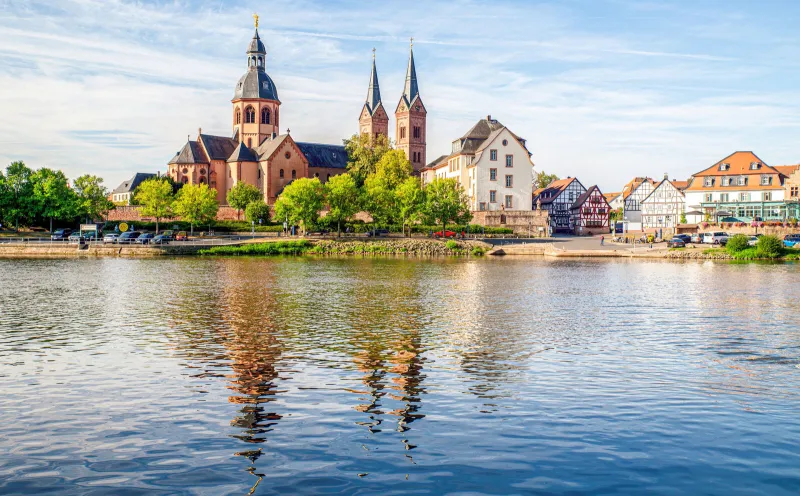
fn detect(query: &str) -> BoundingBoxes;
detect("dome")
[248,31,266,54]
[233,70,279,101]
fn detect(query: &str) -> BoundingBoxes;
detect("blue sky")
[2,0,800,193]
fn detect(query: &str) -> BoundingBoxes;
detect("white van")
[702,232,729,245]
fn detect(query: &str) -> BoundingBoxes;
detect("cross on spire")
[253,13,259,28]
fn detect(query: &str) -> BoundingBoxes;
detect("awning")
[684,210,703,216]
[715,211,733,217]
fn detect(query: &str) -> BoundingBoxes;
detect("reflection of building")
[684,151,797,222]
[421,116,535,211]
[166,16,347,205]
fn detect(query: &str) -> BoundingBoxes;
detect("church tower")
[232,14,280,148]
[395,39,427,171]
[358,49,389,140]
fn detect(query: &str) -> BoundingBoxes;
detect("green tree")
[536,171,560,189]
[273,177,324,235]
[227,182,262,220]
[364,149,413,227]
[30,168,78,233]
[423,178,472,235]
[726,234,749,254]
[245,201,271,224]
[172,183,219,235]
[73,174,114,223]
[680,213,687,224]
[324,173,360,237]
[396,176,425,237]
[4,161,34,231]
[135,178,174,233]
[343,133,392,186]
[0,170,10,228]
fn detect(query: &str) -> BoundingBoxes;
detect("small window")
[258,169,261,179]
[764,192,772,201]
[704,178,713,187]
[750,162,760,170]
[279,169,284,178]
[490,168,497,181]
[761,175,771,186]
[292,170,296,179]
[314,172,319,178]
[235,110,241,124]
[285,152,291,159]
[505,175,513,188]
[505,195,513,208]
[791,186,799,198]
[247,137,252,147]
[182,168,188,174]
[261,108,271,124]
[490,150,497,161]
[502,139,508,146]
[489,190,497,203]
[505,155,513,167]
[245,106,256,123]
[479,202,486,211]
[704,193,712,202]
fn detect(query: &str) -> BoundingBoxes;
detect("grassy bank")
[197,239,488,257]
[702,247,800,261]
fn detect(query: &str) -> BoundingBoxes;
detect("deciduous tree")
[423,178,472,235]
[135,178,174,233]
[273,177,324,234]
[172,183,219,235]
[245,201,270,224]
[536,171,560,190]
[4,161,34,231]
[364,149,413,226]
[73,174,114,223]
[31,168,77,233]
[343,133,392,186]
[324,173,360,237]
[227,182,262,220]
[396,176,425,237]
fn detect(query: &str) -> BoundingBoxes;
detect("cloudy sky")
[2,0,800,193]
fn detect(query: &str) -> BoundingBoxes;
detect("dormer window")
[718,163,730,171]
[704,177,713,187]
[750,162,760,170]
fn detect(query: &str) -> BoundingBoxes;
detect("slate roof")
[199,134,238,161]
[234,70,279,101]
[423,154,449,171]
[364,56,383,116]
[254,134,291,161]
[227,141,258,163]
[533,177,578,205]
[399,47,420,106]
[112,173,156,194]
[296,142,348,169]
[248,28,266,54]
[169,141,208,165]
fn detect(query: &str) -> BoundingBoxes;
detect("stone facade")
[471,210,549,236]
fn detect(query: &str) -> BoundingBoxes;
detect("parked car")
[68,233,84,244]
[673,234,692,244]
[433,230,457,238]
[117,231,142,244]
[161,230,175,238]
[784,234,800,248]
[690,233,702,244]
[702,232,729,245]
[175,231,188,241]
[667,237,686,248]
[152,234,171,245]
[136,233,155,244]
[51,228,73,241]
[103,233,119,244]
[366,229,390,237]
[747,235,761,247]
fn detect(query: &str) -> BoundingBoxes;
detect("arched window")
[261,107,270,124]
[258,169,261,179]
[235,109,241,124]
[247,137,252,147]
[292,170,296,179]
[245,106,256,123]
[199,177,206,184]
[279,169,284,178]
[258,56,263,68]
[182,177,188,184]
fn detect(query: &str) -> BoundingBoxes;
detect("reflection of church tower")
[358,49,389,140]
[395,39,427,171]
[232,15,281,148]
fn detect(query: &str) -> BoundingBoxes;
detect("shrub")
[756,235,783,258]
[726,234,749,253]
[198,240,312,256]
[471,246,486,256]
[445,240,458,250]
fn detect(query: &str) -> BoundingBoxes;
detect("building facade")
[684,151,796,223]
[570,185,610,235]
[395,42,427,171]
[533,177,587,232]
[358,51,389,140]
[641,178,686,231]
[420,116,535,212]
[621,177,655,230]
[110,173,156,205]
[167,18,347,205]
[604,192,622,211]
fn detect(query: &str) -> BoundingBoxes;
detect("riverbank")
[198,238,492,257]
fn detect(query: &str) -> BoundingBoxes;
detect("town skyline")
[3,0,800,192]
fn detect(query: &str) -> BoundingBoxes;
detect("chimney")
[664,172,669,180]
[486,114,492,121]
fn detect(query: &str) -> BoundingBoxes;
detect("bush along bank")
[667,234,800,261]
[197,239,490,257]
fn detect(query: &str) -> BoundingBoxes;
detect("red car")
[433,230,456,238]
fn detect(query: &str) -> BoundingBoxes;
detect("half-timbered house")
[621,177,655,230]
[533,177,587,232]
[570,186,610,235]
[641,179,686,231]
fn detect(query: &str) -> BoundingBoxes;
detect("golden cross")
[253,13,259,29]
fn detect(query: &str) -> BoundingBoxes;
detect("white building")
[421,116,535,211]
[621,177,655,230]
[641,178,686,231]
[110,172,156,205]
[604,192,623,210]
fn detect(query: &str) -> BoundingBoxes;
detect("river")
[1,257,799,495]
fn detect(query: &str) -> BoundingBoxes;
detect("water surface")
[1,257,799,494]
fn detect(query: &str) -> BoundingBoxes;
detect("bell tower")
[358,49,389,141]
[395,38,427,171]
[232,14,281,148]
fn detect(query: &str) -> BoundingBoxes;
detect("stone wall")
[106,206,245,222]
[471,210,550,236]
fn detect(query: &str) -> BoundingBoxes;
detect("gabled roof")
[571,185,608,210]
[774,165,800,176]
[422,154,448,171]
[603,192,621,202]
[642,178,686,203]
[686,151,784,191]
[621,177,655,199]
[296,142,348,169]
[533,177,579,205]
[169,141,209,165]
[112,173,156,194]
[199,134,238,161]
[254,134,291,161]
[671,180,689,190]
[227,141,258,163]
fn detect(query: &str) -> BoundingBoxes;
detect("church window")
[280,169,284,178]
[292,170,297,179]
[199,168,206,174]
[285,152,291,159]
[245,106,256,123]
[258,169,261,179]
[182,177,188,184]
[413,126,420,139]
[257,57,263,68]
[199,177,206,184]
[235,109,241,124]
[400,127,406,139]
[261,108,271,124]
[248,137,252,147]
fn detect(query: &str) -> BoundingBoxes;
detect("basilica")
[167,17,427,205]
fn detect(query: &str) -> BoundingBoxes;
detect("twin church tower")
[358,43,427,171]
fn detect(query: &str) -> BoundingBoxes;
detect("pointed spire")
[402,38,419,104]
[365,48,382,115]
